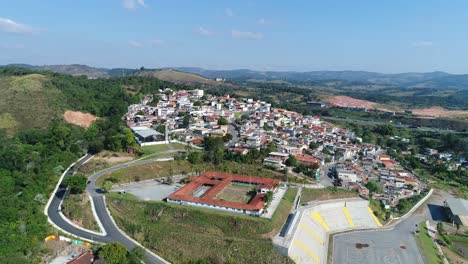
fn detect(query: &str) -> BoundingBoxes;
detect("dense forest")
[0,67,188,262]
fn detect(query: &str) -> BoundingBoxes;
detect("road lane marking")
[342,207,355,228]
[311,211,330,231]
[299,223,324,245]
[294,240,320,263]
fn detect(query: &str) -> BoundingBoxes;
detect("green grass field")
[97,160,286,186]
[415,221,444,264]
[215,183,255,203]
[141,143,194,157]
[300,187,357,203]
[107,188,297,263]
[61,193,99,232]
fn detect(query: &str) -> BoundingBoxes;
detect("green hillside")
[0,74,64,133]
[0,67,190,263]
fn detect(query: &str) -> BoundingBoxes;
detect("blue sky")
[1,0,468,73]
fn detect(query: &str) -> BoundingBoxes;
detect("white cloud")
[129,40,144,47]
[257,18,266,25]
[412,41,433,48]
[231,29,263,40]
[0,18,35,34]
[122,0,147,10]
[150,39,164,46]
[195,26,214,37]
[225,8,235,17]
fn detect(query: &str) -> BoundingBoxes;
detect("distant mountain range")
[4,63,468,89]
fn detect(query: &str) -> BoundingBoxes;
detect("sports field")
[215,182,256,203]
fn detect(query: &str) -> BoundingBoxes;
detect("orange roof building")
[167,171,279,216]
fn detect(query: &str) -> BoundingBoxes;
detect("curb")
[103,196,170,264]
[44,154,89,216]
[89,193,107,235]
[57,188,107,236]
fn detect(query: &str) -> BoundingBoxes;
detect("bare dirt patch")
[326,96,377,109]
[63,110,97,128]
[411,106,468,118]
[325,95,404,113]
[94,151,134,164]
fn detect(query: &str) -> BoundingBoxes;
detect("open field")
[61,193,99,232]
[215,183,255,203]
[76,152,135,177]
[415,221,444,264]
[97,160,286,186]
[107,188,297,263]
[141,143,190,157]
[300,187,357,204]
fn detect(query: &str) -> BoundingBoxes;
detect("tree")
[62,175,87,194]
[365,180,382,194]
[98,243,128,264]
[222,133,233,142]
[217,116,228,125]
[187,152,203,164]
[181,115,191,128]
[263,191,273,203]
[285,155,298,167]
[309,142,319,150]
[102,180,113,193]
[128,247,147,264]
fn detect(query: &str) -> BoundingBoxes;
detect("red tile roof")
[167,171,279,211]
[295,153,321,165]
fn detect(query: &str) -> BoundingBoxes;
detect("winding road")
[46,154,172,264]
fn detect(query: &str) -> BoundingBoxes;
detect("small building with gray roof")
[444,198,468,226]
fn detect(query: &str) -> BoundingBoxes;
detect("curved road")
[47,154,172,264]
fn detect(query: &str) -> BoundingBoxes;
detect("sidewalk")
[262,187,287,219]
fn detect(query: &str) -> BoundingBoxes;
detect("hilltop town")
[124,88,426,214]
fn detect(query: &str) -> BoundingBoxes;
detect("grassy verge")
[61,193,99,232]
[141,143,190,157]
[106,188,297,263]
[415,221,444,264]
[97,160,286,187]
[300,187,357,203]
[369,198,388,224]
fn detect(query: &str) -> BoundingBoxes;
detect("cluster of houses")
[124,88,425,210]
[334,153,423,210]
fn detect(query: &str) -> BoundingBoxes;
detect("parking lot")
[333,227,424,264]
[111,180,182,201]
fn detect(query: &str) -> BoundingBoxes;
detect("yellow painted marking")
[299,223,324,245]
[342,207,355,228]
[367,207,383,227]
[294,240,320,263]
[311,211,330,231]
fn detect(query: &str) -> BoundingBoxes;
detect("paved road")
[332,189,451,264]
[47,155,172,264]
